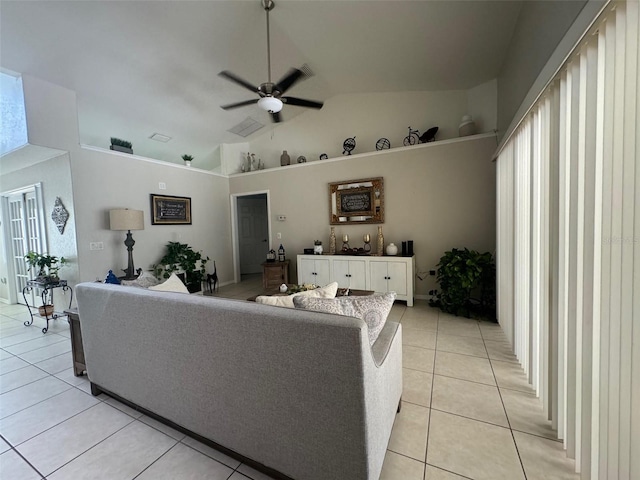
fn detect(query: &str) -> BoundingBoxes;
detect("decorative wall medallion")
[319,153,328,160]
[51,197,69,234]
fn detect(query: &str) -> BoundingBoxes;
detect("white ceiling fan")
[218,0,324,123]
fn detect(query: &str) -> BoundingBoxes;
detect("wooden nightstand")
[262,260,289,289]
[64,308,86,376]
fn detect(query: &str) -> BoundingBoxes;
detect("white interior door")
[5,187,45,304]
[238,195,268,275]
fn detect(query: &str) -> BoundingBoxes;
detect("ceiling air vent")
[228,117,264,138]
[149,133,172,143]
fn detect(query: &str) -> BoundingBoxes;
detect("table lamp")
[109,209,144,280]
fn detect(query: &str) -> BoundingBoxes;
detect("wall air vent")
[228,117,264,138]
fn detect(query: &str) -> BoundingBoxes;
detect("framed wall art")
[329,177,384,224]
[150,194,192,225]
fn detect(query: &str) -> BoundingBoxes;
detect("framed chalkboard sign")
[337,187,373,216]
[329,177,384,224]
[150,194,192,225]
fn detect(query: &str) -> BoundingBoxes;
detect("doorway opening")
[231,191,271,285]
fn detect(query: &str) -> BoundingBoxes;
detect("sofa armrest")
[371,320,400,366]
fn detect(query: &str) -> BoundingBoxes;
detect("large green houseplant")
[429,248,495,320]
[153,242,209,293]
[24,251,68,283]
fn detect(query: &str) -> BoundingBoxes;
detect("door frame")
[230,190,272,284]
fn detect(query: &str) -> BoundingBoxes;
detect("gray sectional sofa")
[75,282,403,480]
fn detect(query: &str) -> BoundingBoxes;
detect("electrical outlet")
[277,215,286,221]
[159,182,166,190]
[89,242,104,251]
[429,270,436,276]
[277,232,282,239]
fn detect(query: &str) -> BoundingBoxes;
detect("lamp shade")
[109,209,144,231]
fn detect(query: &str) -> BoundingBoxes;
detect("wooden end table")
[64,308,86,376]
[262,260,290,289]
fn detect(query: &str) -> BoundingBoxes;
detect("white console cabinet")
[297,255,415,306]
[332,258,367,290]
[297,256,331,286]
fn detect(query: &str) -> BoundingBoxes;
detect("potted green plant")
[429,248,495,320]
[181,154,193,167]
[24,251,68,284]
[153,242,209,293]
[110,137,133,154]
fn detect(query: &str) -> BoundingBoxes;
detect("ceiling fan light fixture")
[258,96,283,113]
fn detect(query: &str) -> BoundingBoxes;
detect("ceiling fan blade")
[275,68,305,95]
[218,71,258,94]
[220,99,259,110]
[271,111,282,123]
[282,97,324,109]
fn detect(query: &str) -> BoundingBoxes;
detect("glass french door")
[5,187,45,304]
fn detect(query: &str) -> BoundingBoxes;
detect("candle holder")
[342,234,350,251]
[363,234,371,252]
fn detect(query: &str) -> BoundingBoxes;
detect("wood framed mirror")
[329,177,384,224]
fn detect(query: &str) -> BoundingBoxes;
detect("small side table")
[64,308,86,376]
[262,260,289,289]
[23,279,73,333]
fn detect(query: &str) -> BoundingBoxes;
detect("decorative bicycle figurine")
[403,126,439,146]
[403,127,421,146]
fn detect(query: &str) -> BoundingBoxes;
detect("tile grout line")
[424,462,475,480]
[43,413,138,478]
[0,387,101,446]
[0,381,74,422]
[0,432,46,479]
[479,324,529,480]
[130,440,181,480]
[421,310,439,472]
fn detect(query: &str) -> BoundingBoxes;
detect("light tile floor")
[0,276,579,479]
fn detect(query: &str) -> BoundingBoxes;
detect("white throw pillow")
[149,272,190,294]
[293,292,396,345]
[255,282,339,308]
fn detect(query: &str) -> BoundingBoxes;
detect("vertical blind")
[495,1,639,478]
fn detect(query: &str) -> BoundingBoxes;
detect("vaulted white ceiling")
[0,0,523,166]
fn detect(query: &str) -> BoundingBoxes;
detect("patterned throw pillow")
[148,272,189,294]
[121,271,160,288]
[255,282,339,308]
[293,292,396,345]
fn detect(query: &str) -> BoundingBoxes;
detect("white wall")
[497,0,588,135]
[0,153,78,304]
[467,79,498,135]
[229,134,497,299]
[70,148,232,285]
[2,74,234,295]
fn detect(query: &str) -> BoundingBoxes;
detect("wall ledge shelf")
[228,132,497,178]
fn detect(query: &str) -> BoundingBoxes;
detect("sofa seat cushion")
[148,272,189,294]
[255,282,339,308]
[293,292,396,345]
